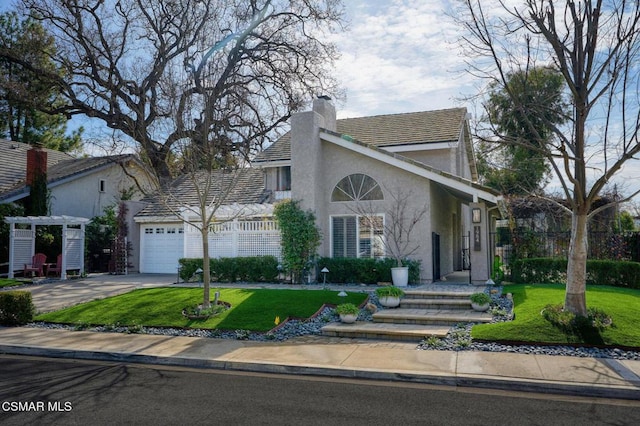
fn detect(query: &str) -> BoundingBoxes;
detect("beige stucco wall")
[49,164,147,218]
[290,99,483,283]
[402,148,457,175]
[429,182,463,277]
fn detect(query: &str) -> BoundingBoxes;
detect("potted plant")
[375,285,404,308]
[470,292,491,312]
[335,303,360,323]
[353,189,427,287]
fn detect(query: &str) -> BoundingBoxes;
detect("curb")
[2,344,639,400]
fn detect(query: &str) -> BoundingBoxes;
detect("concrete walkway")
[1,273,639,400]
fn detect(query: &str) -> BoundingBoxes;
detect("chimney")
[312,95,336,132]
[26,144,48,185]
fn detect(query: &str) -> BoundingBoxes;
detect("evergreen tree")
[0,12,82,152]
[478,67,568,195]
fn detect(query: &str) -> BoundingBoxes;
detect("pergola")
[5,215,90,280]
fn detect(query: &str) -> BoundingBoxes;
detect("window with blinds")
[332,215,384,258]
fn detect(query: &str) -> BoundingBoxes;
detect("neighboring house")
[1,139,154,276]
[134,98,501,283]
[0,139,149,218]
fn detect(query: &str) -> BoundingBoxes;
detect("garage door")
[140,225,184,273]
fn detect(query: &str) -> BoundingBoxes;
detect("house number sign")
[473,226,481,251]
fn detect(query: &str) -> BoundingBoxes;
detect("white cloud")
[332,0,474,118]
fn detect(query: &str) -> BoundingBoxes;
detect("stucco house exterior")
[0,140,153,276]
[134,98,501,283]
[0,140,149,218]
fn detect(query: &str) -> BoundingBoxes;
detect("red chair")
[24,253,47,277]
[47,254,63,277]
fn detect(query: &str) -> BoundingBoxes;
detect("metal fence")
[491,230,640,268]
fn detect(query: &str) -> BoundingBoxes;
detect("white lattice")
[65,240,82,269]
[184,219,281,259]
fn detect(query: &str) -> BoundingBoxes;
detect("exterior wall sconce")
[472,208,481,224]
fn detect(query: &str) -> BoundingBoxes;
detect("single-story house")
[133,98,501,283]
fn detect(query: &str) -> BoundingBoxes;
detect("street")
[0,355,639,425]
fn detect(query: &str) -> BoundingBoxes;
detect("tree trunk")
[201,226,211,309]
[564,212,588,316]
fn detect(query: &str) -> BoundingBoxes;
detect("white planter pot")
[471,302,490,312]
[391,266,409,287]
[339,313,358,323]
[378,296,401,308]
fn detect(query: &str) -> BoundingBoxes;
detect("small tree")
[110,202,132,274]
[353,188,428,268]
[274,199,321,284]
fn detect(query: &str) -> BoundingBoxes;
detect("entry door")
[432,232,441,281]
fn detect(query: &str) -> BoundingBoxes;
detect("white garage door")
[140,225,184,273]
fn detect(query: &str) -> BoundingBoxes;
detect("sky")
[332,0,470,119]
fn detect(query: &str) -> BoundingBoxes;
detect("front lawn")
[472,284,640,348]
[0,278,28,288]
[35,287,368,332]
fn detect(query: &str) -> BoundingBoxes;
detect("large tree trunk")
[564,212,588,316]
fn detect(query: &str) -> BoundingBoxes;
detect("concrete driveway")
[9,273,175,313]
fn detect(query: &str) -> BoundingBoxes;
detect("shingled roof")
[135,167,269,219]
[0,139,73,198]
[0,143,138,203]
[254,107,468,163]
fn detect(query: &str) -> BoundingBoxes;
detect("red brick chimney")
[26,145,48,185]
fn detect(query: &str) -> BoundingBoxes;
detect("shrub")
[510,258,640,289]
[317,257,420,284]
[0,291,35,325]
[470,292,491,305]
[178,256,279,283]
[335,303,360,315]
[274,200,321,283]
[375,286,405,298]
[541,304,613,334]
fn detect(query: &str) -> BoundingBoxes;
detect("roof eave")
[320,129,499,205]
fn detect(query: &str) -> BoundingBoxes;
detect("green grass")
[35,288,368,332]
[472,284,640,348]
[0,278,28,288]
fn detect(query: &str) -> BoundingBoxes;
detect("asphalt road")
[1,355,639,426]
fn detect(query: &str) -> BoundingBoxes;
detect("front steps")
[321,322,450,341]
[321,287,493,342]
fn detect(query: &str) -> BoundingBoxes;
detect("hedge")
[317,257,421,284]
[511,258,640,289]
[178,256,279,283]
[0,291,35,325]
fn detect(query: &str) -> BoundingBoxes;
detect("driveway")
[8,273,175,313]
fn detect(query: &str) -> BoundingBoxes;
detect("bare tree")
[351,187,428,268]
[458,0,640,315]
[1,0,343,180]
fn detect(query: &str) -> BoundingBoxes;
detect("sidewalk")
[3,273,640,400]
[1,326,639,400]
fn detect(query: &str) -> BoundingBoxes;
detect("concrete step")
[372,308,493,326]
[321,322,450,342]
[400,298,472,310]
[403,289,476,300]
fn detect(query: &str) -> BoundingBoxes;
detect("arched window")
[331,174,383,202]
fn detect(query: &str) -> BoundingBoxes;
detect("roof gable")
[254,107,467,163]
[0,141,141,203]
[0,139,73,197]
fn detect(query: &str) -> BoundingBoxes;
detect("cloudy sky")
[333,0,471,119]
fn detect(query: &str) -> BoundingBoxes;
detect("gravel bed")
[24,287,640,360]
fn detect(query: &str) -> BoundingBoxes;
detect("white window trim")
[330,214,385,259]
